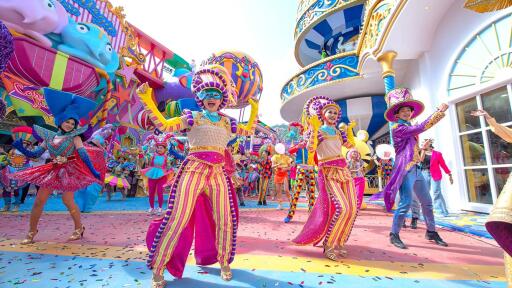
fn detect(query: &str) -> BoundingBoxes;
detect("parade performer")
[258,145,272,206]
[138,64,259,287]
[10,88,102,244]
[1,127,35,212]
[292,96,357,261]
[104,153,132,200]
[142,134,173,215]
[383,88,449,249]
[347,149,366,210]
[285,122,316,223]
[75,127,112,213]
[244,164,259,197]
[471,109,512,286]
[272,143,292,210]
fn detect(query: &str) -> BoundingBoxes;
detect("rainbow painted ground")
[0,195,507,287]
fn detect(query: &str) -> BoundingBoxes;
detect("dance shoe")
[156,207,162,214]
[426,231,448,247]
[152,273,166,288]
[148,208,154,214]
[21,230,38,245]
[411,217,418,229]
[389,232,407,249]
[284,216,291,223]
[220,265,233,281]
[68,226,85,241]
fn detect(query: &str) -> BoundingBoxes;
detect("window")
[455,85,512,206]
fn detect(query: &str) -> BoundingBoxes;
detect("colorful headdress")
[12,126,36,144]
[288,122,304,133]
[384,88,425,122]
[144,133,173,148]
[304,96,341,123]
[191,65,237,110]
[43,88,97,127]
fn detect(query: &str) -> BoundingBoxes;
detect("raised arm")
[12,139,46,158]
[393,110,446,140]
[236,99,259,136]
[137,83,189,133]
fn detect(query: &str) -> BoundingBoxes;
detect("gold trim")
[281,75,363,104]
[377,51,397,78]
[294,0,365,67]
[318,155,345,163]
[189,146,225,154]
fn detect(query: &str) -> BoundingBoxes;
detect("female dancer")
[292,96,357,261]
[142,134,172,215]
[347,149,367,210]
[10,88,102,244]
[137,65,259,287]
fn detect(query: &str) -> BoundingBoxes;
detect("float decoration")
[202,51,263,109]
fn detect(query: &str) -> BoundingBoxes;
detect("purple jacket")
[383,111,445,211]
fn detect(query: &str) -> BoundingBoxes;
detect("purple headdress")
[304,95,341,124]
[191,65,237,111]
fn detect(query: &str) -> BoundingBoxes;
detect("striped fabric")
[321,168,358,247]
[151,159,236,275]
[336,95,388,140]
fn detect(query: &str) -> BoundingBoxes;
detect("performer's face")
[397,106,413,121]
[156,145,166,154]
[323,107,338,125]
[61,119,77,132]
[203,98,222,112]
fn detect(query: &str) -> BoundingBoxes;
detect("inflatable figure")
[0,0,68,47]
[57,18,119,73]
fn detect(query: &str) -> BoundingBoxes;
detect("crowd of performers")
[2,64,511,287]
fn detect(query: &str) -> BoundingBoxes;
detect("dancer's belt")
[189,151,225,165]
[318,156,347,168]
[53,155,76,165]
[189,146,225,154]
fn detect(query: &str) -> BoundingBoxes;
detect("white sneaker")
[276,204,282,210]
[156,207,162,214]
[147,208,154,214]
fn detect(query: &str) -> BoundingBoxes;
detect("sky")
[109,0,301,125]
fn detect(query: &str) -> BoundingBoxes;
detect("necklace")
[320,125,336,136]
[203,110,221,122]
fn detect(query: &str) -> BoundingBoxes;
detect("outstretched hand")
[470,109,491,120]
[437,103,449,112]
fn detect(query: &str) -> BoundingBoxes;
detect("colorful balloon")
[202,51,263,109]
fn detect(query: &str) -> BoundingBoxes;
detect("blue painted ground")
[0,251,505,288]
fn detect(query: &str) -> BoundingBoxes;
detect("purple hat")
[304,95,341,123]
[191,65,237,111]
[384,88,425,122]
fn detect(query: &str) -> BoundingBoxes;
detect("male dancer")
[383,88,449,249]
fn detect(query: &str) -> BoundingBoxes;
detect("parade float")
[0,0,193,149]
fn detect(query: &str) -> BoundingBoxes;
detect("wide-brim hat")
[304,95,341,122]
[191,65,237,110]
[384,88,424,122]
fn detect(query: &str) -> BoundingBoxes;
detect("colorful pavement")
[0,195,508,288]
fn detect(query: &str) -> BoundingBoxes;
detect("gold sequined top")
[187,112,232,153]
[316,133,344,162]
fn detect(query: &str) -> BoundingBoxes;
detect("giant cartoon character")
[0,0,68,47]
[55,18,119,74]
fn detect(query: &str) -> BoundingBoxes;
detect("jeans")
[391,166,436,234]
[432,180,449,216]
[411,170,432,218]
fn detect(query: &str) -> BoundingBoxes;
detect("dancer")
[138,64,259,287]
[292,95,357,261]
[142,134,173,215]
[258,146,272,206]
[272,143,292,210]
[104,153,131,200]
[383,88,448,249]
[471,109,512,286]
[10,88,101,244]
[1,127,35,212]
[347,149,367,210]
[285,122,316,223]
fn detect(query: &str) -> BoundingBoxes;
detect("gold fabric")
[187,113,232,151]
[321,166,352,183]
[464,0,512,13]
[506,253,512,287]
[317,133,344,161]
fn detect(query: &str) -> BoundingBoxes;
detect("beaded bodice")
[187,113,232,151]
[34,126,87,158]
[316,131,344,161]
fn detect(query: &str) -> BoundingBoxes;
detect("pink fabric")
[430,150,451,181]
[290,166,297,180]
[148,177,166,208]
[189,151,225,164]
[292,159,346,245]
[353,176,365,209]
